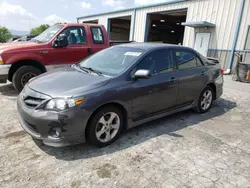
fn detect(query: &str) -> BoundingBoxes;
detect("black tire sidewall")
[197,86,214,113]
[13,66,42,92]
[86,105,124,147]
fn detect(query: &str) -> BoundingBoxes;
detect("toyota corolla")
[17,43,223,147]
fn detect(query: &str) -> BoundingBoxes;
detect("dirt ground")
[0,76,250,188]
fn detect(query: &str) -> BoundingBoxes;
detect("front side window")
[91,27,104,44]
[137,49,173,75]
[59,27,87,45]
[32,25,63,43]
[245,26,250,50]
[79,46,144,76]
[173,50,201,70]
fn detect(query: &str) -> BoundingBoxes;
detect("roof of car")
[118,42,194,51]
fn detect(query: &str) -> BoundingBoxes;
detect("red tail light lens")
[220,68,224,75]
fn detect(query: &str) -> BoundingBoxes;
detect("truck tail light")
[220,68,224,75]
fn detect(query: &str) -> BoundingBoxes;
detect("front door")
[171,49,209,106]
[50,26,89,67]
[131,49,178,121]
[194,33,210,57]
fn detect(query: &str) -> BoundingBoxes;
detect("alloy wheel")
[95,112,120,143]
[201,90,213,110]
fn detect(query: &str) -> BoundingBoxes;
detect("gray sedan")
[17,43,223,147]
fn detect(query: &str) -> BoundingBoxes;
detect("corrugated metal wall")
[133,1,189,42]
[78,0,250,68]
[133,0,242,51]
[237,0,250,50]
[78,0,248,50]
[78,10,133,30]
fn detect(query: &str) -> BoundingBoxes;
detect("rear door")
[171,49,209,106]
[50,26,89,66]
[131,49,178,121]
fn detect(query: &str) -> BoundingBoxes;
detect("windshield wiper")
[80,66,103,76]
[75,64,89,73]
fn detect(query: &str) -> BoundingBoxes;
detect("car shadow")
[0,83,18,96]
[37,98,236,161]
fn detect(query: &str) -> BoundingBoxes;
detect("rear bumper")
[215,76,223,99]
[17,95,92,147]
[0,64,11,83]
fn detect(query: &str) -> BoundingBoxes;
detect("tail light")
[220,68,224,75]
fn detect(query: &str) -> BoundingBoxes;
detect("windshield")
[31,25,63,43]
[79,46,145,76]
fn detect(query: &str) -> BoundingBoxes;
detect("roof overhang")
[181,21,216,28]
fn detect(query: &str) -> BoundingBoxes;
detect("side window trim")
[58,26,87,45]
[136,49,174,76]
[90,26,104,44]
[172,49,200,71]
[195,53,205,66]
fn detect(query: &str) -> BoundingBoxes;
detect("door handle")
[169,77,176,83]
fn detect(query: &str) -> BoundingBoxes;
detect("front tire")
[195,86,214,113]
[86,105,124,147]
[13,66,42,92]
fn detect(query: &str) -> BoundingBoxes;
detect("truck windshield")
[31,25,63,43]
[79,46,145,76]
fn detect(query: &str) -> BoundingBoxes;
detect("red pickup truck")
[0,23,111,92]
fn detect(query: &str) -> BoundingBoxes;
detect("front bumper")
[0,64,11,83]
[17,94,92,147]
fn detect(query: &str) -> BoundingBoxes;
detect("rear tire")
[195,86,214,113]
[86,105,124,147]
[13,66,42,92]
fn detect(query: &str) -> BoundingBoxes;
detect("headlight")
[45,98,85,111]
[0,56,3,64]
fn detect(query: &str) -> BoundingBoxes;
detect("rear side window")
[91,27,104,44]
[138,49,173,75]
[173,50,202,70]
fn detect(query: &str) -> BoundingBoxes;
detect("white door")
[194,33,210,56]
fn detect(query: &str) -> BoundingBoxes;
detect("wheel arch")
[206,82,216,100]
[85,102,129,138]
[8,60,46,82]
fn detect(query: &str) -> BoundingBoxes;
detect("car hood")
[28,66,111,97]
[0,41,42,53]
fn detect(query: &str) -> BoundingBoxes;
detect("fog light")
[52,130,60,138]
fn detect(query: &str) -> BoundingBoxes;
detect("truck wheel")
[86,105,124,147]
[13,66,42,92]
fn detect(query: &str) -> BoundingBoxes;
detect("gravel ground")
[0,76,250,188]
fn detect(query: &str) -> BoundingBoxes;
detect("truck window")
[90,27,104,44]
[59,27,87,45]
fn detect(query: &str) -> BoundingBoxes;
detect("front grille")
[22,86,51,109]
[24,96,46,108]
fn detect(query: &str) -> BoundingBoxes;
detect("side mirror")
[53,34,68,48]
[133,69,152,80]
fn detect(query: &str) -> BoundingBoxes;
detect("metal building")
[77,0,249,71]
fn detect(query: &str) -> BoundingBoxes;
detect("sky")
[0,0,169,31]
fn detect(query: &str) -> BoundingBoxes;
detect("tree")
[30,24,50,36]
[0,27,12,43]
